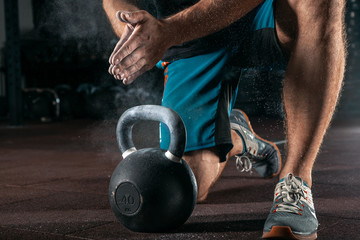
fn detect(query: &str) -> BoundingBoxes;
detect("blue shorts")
[157,0,286,161]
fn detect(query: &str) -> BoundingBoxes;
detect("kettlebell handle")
[117,105,186,162]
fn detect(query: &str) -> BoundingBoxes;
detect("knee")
[277,0,346,50]
[286,0,345,16]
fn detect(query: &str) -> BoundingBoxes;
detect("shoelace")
[235,150,267,174]
[273,174,306,215]
[235,153,253,174]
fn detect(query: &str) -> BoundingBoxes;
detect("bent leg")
[275,0,346,186]
[183,148,225,203]
[158,50,242,203]
[184,130,244,203]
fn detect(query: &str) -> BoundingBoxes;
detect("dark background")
[0,0,359,124]
[0,2,359,240]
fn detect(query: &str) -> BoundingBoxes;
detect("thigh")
[157,49,240,162]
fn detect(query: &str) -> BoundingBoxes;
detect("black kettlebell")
[109,105,197,232]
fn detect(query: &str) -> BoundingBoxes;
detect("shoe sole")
[262,226,317,240]
[233,109,282,178]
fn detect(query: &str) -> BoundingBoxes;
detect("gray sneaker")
[230,109,281,178]
[262,173,318,239]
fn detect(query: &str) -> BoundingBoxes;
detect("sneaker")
[262,173,318,239]
[230,109,281,178]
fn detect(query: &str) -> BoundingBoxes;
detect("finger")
[109,41,122,64]
[112,32,143,66]
[108,64,120,76]
[115,47,143,74]
[109,63,122,77]
[111,65,120,76]
[120,58,148,81]
[108,64,113,74]
[120,11,147,25]
[109,64,118,75]
[116,11,130,23]
[109,24,134,64]
[122,64,148,85]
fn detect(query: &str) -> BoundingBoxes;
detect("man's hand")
[108,11,173,85]
[108,17,135,79]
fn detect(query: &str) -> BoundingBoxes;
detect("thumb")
[117,11,146,24]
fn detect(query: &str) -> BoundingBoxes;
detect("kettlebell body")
[109,105,197,232]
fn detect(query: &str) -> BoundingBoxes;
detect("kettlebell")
[109,105,197,232]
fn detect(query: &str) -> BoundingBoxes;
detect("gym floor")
[0,116,359,240]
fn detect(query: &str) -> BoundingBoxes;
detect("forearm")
[103,0,140,37]
[164,0,264,45]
